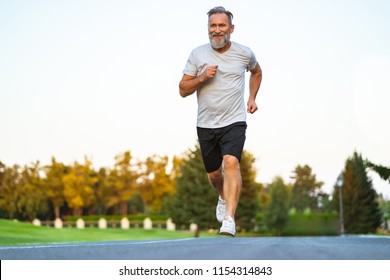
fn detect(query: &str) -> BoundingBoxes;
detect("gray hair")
[207,6,233,26]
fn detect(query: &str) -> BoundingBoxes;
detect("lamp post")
[336,173,345,235]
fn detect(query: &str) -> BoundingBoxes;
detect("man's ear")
[230,24,235,34]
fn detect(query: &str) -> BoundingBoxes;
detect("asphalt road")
[1,236,390,260]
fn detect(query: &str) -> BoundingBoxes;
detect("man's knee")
[223,155,240,170]
[208,168,222,183]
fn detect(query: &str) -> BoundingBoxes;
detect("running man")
[179,6,262,236]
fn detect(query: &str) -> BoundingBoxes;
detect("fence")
[31,217,197,233]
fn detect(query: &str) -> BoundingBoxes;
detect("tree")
[92,167,117,215]
[290,164,323,212]
[333,152,382,234]
[63,158,96,216]
[0,164,21,219]
[44,157,67,219]
[166,144,262,233]
[18,162,47,220]
[165,144,218,230]
[113,151,137,215]
[128,193,145,214]
[365,160,390,183]
[236,150,260,231]
[138,155,175,213]
[0,161,4,187]
[264,176,290,234]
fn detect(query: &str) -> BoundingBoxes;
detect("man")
[179,6,262,236]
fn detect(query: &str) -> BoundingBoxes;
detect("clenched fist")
[202,65,218,81]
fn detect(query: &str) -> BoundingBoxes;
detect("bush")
[282,212,339,236]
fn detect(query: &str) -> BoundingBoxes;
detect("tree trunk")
[121,201,128,216]
[54,205,60,219]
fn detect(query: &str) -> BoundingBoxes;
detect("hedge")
[282,212,339,236]
[64,214,169,222]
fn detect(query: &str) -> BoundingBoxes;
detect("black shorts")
[197,121,247,173]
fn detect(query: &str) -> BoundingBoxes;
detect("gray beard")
[209,35,229,49]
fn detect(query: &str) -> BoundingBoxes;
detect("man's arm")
[179,65,218,98]
[247,63,262,114]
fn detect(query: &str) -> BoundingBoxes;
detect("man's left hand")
[247,99,258,114]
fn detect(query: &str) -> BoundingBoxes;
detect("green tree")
[365,160,390,183]
[236,150,260,231]
[166,144,262,233]
[128,193,145,214]
[290,164,324,212]
[92,167,116,215]
[378,194,390,229]
[264,176,290,235]
[165,144,217,230]
[333,152,382,234]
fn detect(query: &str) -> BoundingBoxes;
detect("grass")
[0,219,209,246]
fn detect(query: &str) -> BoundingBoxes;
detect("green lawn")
[0,219,205,246]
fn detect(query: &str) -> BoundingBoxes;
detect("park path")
[1,236,390,260]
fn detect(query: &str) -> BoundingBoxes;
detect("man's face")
[208,13,234,49]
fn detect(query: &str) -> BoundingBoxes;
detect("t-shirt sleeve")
[247,49,258,71]
[183,51,197,77]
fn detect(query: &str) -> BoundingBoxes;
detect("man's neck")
[212,41,231,54]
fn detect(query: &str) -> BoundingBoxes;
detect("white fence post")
[32,218,41,226]
[76,218,85,229]
[166,218,176,231]
[98,218,107,229]
[54,218,63,229]
[143,217,153,230]
[121,217,130,229]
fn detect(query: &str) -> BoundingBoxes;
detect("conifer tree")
[264,176,290,234]
[290,165,323,212]
[166,144,262,232]
[333,152,382,234]
[165,144,218,230]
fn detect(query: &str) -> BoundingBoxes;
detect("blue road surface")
[1,236,390,260]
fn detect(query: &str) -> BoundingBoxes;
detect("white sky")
[1,0,389,198]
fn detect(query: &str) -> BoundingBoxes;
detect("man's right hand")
[202,65,218,81]
[179,65,218,98]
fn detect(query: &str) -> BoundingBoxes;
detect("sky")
[1,0,389,198]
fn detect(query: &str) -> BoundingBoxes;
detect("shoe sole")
[219,231,235,237]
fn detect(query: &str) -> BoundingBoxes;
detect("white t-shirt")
[183,41,257,128]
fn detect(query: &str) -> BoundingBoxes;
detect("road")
[1,236,390,260]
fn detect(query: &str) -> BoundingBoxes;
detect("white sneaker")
[219,216,236,237]
[216,196,226,223]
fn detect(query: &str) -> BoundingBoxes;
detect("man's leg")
[207,166,224,199]
[222,155,242,220]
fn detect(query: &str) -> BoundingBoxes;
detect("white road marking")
[0,238,196,250]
